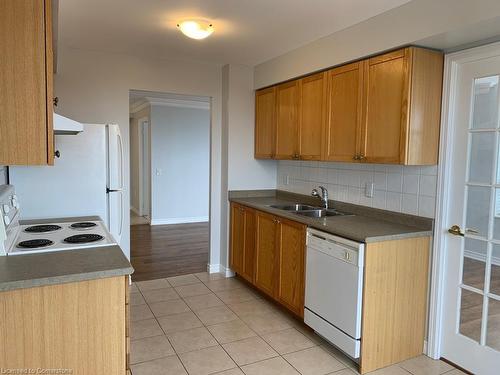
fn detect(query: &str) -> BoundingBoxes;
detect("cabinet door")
[324,62,364,162]
[255,211,279,297]
[0,0,53,165]
[361,49,409,164]
[230,203,245,275]
[241,207,256,283]
[255,87,276,159]
[275,81,299,159]
[299,73,326,160]
[277,218,306,317]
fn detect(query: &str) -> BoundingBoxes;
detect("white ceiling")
[59,0,411,66]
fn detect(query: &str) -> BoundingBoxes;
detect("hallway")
[131,222,209,281]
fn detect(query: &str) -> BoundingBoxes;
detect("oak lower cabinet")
[230,204,306,317]
[229,203,256,283]
[0,276,129,374]
[0,0,54,165]
[276,218,306,317]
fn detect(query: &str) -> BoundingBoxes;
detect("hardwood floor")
[460,257,500,351]
[130,222,209,281]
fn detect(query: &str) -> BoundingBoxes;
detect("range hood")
[53,113,83,135]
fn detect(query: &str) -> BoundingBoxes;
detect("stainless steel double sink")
[268,203,352,218]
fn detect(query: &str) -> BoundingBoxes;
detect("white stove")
[0,185,117,256]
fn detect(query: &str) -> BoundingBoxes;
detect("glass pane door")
[460,75,500,351]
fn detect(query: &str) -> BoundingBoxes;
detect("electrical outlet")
[156,168,162,176]
[365,182,374,198]
[283,175,290,185]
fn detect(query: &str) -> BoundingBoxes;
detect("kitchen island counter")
[0,245,133,291]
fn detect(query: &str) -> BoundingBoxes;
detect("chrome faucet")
[311,186,329,209]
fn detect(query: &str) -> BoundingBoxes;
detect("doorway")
[129,90,211,281]
[431,42,500,374]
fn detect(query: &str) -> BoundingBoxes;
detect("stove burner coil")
[63,234,104,244]
[17,239,54,248]
[24,224,62,233]
[70,222,97,229]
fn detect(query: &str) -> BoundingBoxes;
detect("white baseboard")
[130,206,140,216]
[207,264,235,277]
[150,216,209,225]
[423,340,428,355]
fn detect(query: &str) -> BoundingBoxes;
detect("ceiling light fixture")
[177,19,214,40]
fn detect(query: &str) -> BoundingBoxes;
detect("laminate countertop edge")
[0,245,133,292]
[229,197,433,243]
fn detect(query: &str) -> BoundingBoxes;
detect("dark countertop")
[229,191,433,243]
[0,245,133,292]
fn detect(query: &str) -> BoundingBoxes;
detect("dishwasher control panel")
[306,228,363,267]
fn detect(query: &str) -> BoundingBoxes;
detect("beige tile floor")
[130,273,464,375]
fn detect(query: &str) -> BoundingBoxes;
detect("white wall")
[277,161,438,218]
[55,47,222,263]
[225,65,277,190]
[150,104,210,224]
[0,167,7,185]
[130,106,150,214]
[254,0,500,88]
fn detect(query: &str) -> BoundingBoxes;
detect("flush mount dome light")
[177,19,214,40]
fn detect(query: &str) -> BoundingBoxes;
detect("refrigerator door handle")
[107,124,124,191]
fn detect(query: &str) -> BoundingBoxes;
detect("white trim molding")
[427,40,500,360]
[206,264,235,277]
[131,96,210,113]
[150,216,209,225]
[130,206,140,216]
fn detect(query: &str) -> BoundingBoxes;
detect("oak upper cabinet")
[255,211,279,297]
[255,87,276,158]
[0,0,54,165]
[324,62,364,162]
[298,73,326,160]
[229,203,256,283]
[277,218,306,317]
[275,81,300,159]
[360,47,443,165]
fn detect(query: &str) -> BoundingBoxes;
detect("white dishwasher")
[304,228,364,359]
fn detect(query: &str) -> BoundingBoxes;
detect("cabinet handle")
[292,153,300,160]
[359,154,366,161]
[353,155,359,160]
[53,97,59,107]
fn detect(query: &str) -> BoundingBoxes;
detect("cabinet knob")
[53,97,59,107]
[292,153,300,160]
[359,154,366,161]
[353,155,359,160]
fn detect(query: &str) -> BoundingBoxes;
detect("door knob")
[448,225,464,237]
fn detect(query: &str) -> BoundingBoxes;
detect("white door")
[141,120,150,218]
[440,43,500,374]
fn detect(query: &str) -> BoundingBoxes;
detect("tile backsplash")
[277,161,438,218]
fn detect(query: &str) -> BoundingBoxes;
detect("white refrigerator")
[9,123,125,244]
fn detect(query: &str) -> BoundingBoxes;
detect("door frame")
[137,116,150,219]
[427,40,500,359]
